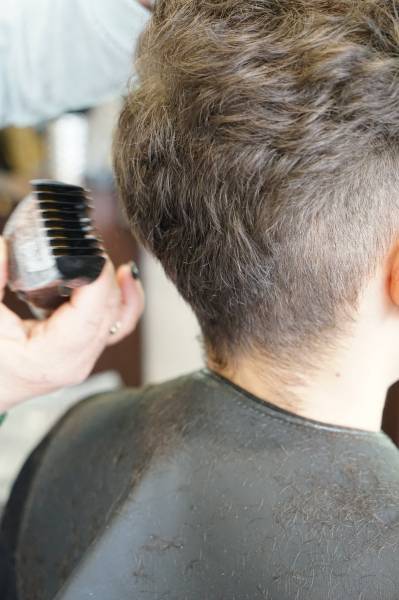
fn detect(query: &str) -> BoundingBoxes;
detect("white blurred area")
[0,102,203,505]
[142,251,203,383]
[47,113,88,185]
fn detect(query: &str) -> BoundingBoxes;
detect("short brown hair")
[114,0,399,367]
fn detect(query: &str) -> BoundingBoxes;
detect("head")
[114,0,399,388]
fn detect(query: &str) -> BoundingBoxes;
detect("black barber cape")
[2,370,399,600]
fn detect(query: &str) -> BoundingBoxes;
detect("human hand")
[0,238,144,411]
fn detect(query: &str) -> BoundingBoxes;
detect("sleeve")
[0,0,150,127]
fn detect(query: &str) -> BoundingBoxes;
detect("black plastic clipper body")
[3,180,106,313]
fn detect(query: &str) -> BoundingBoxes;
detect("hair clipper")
[3,180,106,317]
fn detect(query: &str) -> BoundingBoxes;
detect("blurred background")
[0,101,203,506]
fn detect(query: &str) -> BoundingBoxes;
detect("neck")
[209,321,393,433]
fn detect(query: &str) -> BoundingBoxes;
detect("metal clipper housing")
[3,179,106,313]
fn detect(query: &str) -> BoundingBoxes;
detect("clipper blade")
[3,179,106,313]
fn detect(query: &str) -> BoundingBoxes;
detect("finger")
[20,318,38,337]
[107,263,145,346]
[42,258,119,347]
[0,239,26,341]
[0,303,26,341]
[0,237,8,302]
[21,258,124,390]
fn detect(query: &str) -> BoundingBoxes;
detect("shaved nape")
[114,0,399,368]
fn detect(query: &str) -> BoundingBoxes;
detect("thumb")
[106,262,145,346]
[0,237,8,302]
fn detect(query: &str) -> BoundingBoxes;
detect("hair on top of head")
[114,0,399,368]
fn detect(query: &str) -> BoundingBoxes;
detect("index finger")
[38,259,118,347]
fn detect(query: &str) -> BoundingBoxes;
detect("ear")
[389,244,399,307]
[137,0,154,9]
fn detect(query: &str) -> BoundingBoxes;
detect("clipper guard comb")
[3,180,106,315]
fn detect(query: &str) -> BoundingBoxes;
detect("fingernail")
[130,260,140,280]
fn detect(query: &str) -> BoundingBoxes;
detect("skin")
[137,0,153,10]
[0,237,144,411]
[212,242,399,433]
